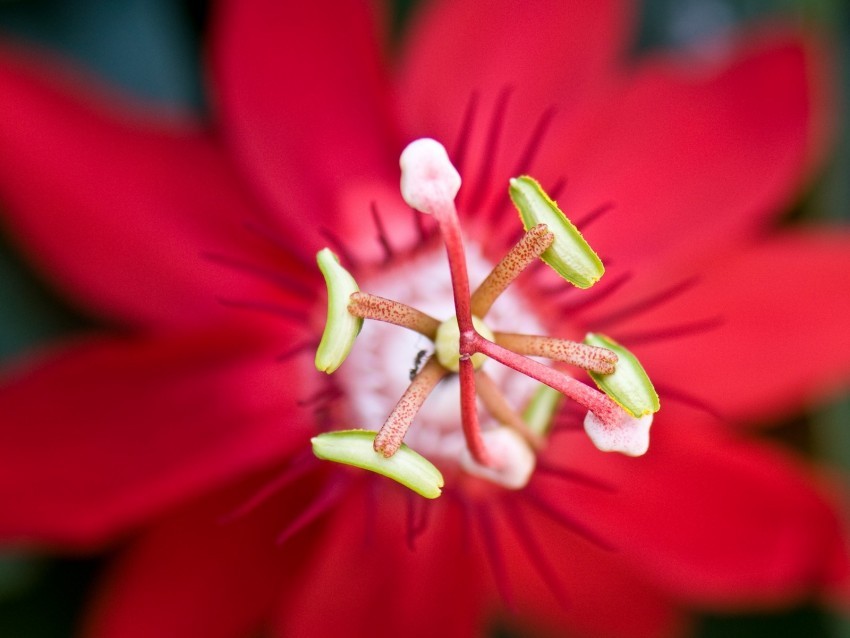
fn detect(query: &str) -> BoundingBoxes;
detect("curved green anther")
[315,248,363,374]
[509,176,604,288]
[311,430,445,499]
[584,333,660,417]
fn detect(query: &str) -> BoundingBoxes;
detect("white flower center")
[340,242,545,470]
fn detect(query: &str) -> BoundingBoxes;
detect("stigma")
[311,138,660,497]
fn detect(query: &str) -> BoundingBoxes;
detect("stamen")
[502,176,570,250]
[315,249,363,374]
[509,176,604,289]
[584,333,659,418]
[348,291,440,338]
[312,430,444,498]
[470,224,554,317]
[374,357,447,457]
[475,370,544,450]
[494,332,618,374]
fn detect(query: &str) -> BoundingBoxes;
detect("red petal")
[542,404,850,606]
[397,0,634,192]
[273,482,681,638]
[547,31,832,270]
[0,47,310,329]
[272,487,485,638]
[628,231,850,423]
[210,0,400,258]
[0,327,314,547]
[84,474,301,638]
[498,503,687,638]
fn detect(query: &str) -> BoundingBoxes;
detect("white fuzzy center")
[339,242,545,470]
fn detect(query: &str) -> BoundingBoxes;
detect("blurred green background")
[0,0,847,636]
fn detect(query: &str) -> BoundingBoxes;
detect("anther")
[509,176,604,289]
[315,249,363,374]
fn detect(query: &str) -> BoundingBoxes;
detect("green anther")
[584,333,660,417]
[522,384,563,436]
[315,248,363,374]
[311,430,445,499]
[509,176,604,289]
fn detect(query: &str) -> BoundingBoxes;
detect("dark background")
[0,0,847,636]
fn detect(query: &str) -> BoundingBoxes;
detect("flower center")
[310,138,661,498]
[339,243,544,469]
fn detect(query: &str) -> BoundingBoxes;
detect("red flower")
[0,1,849,636]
